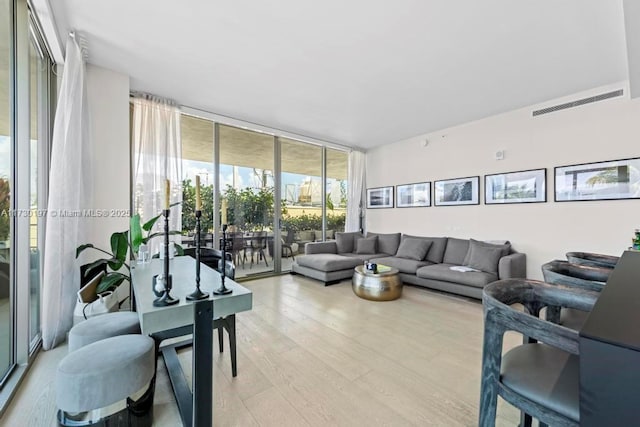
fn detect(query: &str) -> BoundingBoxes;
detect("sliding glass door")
[280,138,322,269]
[0,0,13,385]
[28,20,49,348]
[179,113,349,278]
[0,1,53,406]
[219,124,275,278]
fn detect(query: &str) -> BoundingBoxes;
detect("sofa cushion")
[416,263,498,288]
[396,237,432,260]
[296,254,362,272]
[304,241,337,255]
[463,239,505,274]
[355,236,378,254]
[335,232,363,254]
[402,235,447,264]
[370,256,432,274]
[366,232,401,256]
[443,238,470,265]
[341,252,387,262]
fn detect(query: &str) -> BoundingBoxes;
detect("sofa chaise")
[291,232,526,299]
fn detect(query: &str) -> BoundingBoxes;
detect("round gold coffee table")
[352,265,402,301]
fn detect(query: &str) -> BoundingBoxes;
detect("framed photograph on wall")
[396,182,431,208]
[434,176,480,206]
[485,168,546,204]
[367,186,394,208]
[554,157,640,202]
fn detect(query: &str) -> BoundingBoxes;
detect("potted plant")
[76,211,183,294]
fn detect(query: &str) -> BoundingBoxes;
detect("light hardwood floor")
[1,274,522,426]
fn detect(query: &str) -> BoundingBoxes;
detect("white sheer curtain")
[131,93,182,256]
[346,150,366,232]
[42,34,91,350]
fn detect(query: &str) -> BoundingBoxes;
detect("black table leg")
[193,299,213,427]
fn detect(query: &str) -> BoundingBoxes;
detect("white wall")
[366,82,640,280]
[84,64,130,253]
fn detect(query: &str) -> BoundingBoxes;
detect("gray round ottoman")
[56,334,155,426]
[68,311,141,352]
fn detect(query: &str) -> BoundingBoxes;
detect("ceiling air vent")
[532,89,624,117]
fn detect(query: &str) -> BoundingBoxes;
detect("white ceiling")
[48,1,629,150]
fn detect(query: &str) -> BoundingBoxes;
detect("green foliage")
[281,212,346,232]
[339,180,348,208]
[76,213,183,294]
[182,179,214,232]
[223,185,276,231]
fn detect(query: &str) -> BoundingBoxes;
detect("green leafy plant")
[182,178,214,232]
[76,210,183,293]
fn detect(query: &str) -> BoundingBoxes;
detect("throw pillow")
[367,232,401,255]
[335,232,363,253]
[355,236,378,254]
[396,237,432,261]
[463,239,504,274]
[463,239,511,263]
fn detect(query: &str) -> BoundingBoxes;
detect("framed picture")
[555,157,640,202]
[367,186,394,208]
[485,168,546,204]
[396,182,431,208]
[434,176,480,206]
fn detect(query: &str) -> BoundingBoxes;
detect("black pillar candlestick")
[153,208,179,307]
[213,223,232,295]
[187,210,209,301]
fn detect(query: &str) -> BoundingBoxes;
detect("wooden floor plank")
[2,274,528,426]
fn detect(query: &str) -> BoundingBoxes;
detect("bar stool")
[68,311,141,352]
[56,334,155,426]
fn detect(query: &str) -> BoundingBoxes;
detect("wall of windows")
[0,0,53,413]
[180,113,349,278]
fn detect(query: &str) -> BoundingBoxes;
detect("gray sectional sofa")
[291,232,526,299]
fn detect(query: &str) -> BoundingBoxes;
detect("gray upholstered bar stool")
[56,334,155,426]
[541,260,610,330]
[479,279,599,427]
[68,311,141,352]
[565,251,619,269]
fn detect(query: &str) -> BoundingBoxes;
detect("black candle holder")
[213,224,232,295]
[153,209,179,307]
[187,210,209,301]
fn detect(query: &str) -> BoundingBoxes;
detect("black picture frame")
[366,186,394,209]
[485,168,547,204]
[554,157,640,202]
[434,176,480,206]
[395,182,431,208]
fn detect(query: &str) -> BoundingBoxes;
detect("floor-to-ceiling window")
[181,115,214,244]
[0,0,12,387]
[219,124,275,278]
[326,148,348,234]
[280,137,322,264]
[28,17,49,349]
[178,112,350,278]
[0,0,53,412]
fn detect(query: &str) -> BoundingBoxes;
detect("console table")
[131,256,252,427]
[579,250,640,426]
